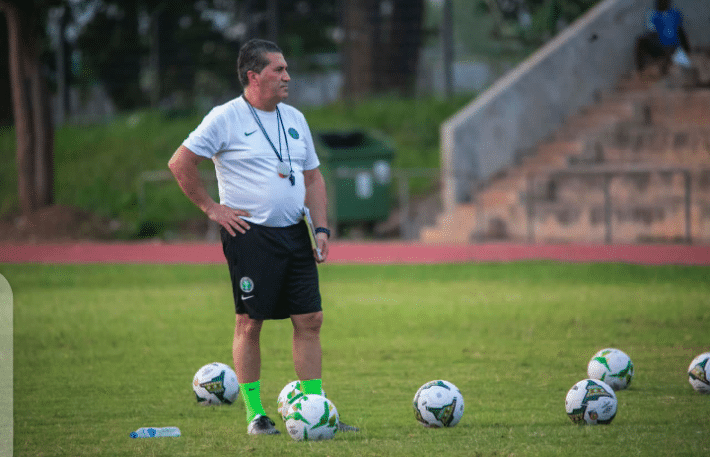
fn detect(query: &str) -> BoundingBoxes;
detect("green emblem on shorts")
[288,127,299,139]
[239,277,254,293]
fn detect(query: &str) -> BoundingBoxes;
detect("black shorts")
[637,31,673,58]
[220,221,322,320]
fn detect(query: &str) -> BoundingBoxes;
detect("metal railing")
[526,165,696,244]
[139,165,707,243]
[138,168,449,241]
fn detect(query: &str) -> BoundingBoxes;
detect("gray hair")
[237,39,283,87]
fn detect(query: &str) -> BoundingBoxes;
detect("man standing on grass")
[168,38,358,435]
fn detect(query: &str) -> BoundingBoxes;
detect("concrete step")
[521,140,585,170]
[419,71,710,244]
[419,203,477,243]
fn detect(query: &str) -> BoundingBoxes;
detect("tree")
[341,0,424,98]
[0,16,12,125]
[1,0,54,214]
[75,0,146,109]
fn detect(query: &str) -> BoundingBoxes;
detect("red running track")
[0,242,709,265]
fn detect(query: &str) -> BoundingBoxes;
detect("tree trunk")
[341,0,424,98]
[341,0,377,99]
[379,0,424,95]
[30,52,54,208]
[2,1,54,214]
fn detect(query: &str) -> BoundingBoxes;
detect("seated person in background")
[634,0,691,74]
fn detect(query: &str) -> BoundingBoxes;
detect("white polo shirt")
[183,96,320,227]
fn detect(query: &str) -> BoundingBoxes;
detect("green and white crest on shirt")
[288,127,299,139]
[239,277,254,293]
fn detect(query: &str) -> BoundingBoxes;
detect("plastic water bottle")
[130,426,181,438]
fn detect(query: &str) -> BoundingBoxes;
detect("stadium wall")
[440,0,710,212]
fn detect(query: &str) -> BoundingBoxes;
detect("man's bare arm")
[303,167,329,262]
[168,145,251,236]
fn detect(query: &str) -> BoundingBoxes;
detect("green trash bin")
[316,131,395,226]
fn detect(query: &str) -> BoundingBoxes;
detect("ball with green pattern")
[587,348,634,391]
[688,352,710,393]
[192,362,239,405]
[565,378,617,425]
[284,394,338,441]
[412,380,464,428]
[277,380,327,421]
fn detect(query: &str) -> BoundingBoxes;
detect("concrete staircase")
[421,56,710,244]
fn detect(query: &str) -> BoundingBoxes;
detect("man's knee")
[292,311,323,334]
[235,314,263,338]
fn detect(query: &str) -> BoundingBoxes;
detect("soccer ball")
[192,362,239,405]
[277,380,327,421]
[688,352,710,393]
[412,380,464,428]
[587,348,634,391]
[565,379,617,425]
[277,381,302,420]
[283,394,338,441]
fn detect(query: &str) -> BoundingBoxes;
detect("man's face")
[255,52,290,102]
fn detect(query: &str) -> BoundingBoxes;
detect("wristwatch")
[315,227,331,239]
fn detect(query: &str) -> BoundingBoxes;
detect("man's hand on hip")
[207,203,251,236]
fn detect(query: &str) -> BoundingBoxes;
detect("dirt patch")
[0,205,118,242]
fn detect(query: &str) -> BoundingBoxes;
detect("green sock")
[301,378,323,396]
[240,380,266,423]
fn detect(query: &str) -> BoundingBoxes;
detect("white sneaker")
[247,415,280,435]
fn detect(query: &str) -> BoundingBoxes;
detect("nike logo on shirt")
[241,295,254,301]
[245,130,257,136]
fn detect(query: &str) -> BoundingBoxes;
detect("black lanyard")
[244,97,295,186]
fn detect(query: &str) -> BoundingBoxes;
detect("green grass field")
[3,262,710,456]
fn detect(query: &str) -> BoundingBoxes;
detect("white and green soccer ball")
[412,380,464,428]
[587,348,634,391]
[565,378,617,425]
[192,362,239,405]
[688,352,710,393]
[284,394,338,441]
[277,381,327,421]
